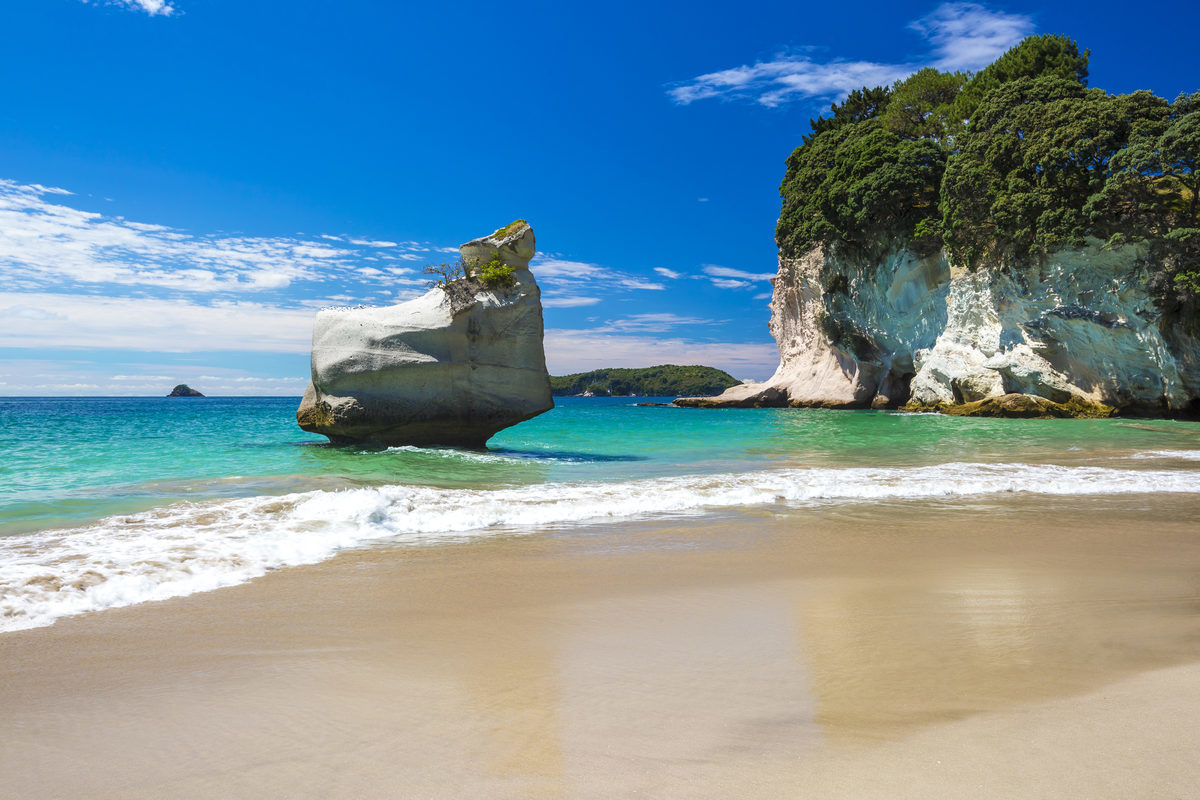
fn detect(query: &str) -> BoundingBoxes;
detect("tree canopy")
[775,34,1198,315]
[549,365,740,397]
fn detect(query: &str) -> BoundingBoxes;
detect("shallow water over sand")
[2,395,1199,631]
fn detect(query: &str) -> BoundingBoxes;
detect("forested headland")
[775,34,1199,320]
[550,365,740,397]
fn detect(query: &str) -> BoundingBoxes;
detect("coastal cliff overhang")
[677,239,1200,418]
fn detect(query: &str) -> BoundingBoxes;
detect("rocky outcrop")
[167,384,204,397]
[937,393,1116,419]
[297,221,553,446]
[678,239,1200,416]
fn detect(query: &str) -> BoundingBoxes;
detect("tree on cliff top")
[952,34,1089,122]
[775,33,1198,314]
[882,68,968,142]
[777,119,944,259]
[804,86,892,145]
[941,77,1169,268]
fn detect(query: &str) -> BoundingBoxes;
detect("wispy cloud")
[0,291,313,354]
[84,0,177,16]
[593,313,714,334]
[666,2,1032,108]
[702,265,775,281]
[542,295,602,308]
[698,264,776,290]
[654,267,682,280]
[619,278,666,291]
[0,180,440,297]
[913,2,1033,71]
[530,254,667,307]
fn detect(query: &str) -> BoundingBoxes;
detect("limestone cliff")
[679,240,1200,416]
[297,221,553,446]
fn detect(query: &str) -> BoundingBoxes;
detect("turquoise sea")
[3,395,1200,632]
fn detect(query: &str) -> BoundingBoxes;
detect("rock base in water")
[906,393,1117,419]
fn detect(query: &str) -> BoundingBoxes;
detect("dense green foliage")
[951,34,1089,123]
[424,253,515,289]
[477,253,516,286]
[804,86,892,144]
[883,67,967,142]
[941,78,1169,267]
[777,119,945,258]
[550,365,740,397]
[775,34,1199,315]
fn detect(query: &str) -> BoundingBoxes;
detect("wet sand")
[3,494,1200,799]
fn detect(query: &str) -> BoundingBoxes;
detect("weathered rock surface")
[297,221,553,446]
[167,384,204,397]
[678,239,1200,417]
[932,393,1117,419]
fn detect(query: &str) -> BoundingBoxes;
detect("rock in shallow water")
[296,221,553,447]
[911,393,1117,419]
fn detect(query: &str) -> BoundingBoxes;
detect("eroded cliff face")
[680,240,1200,415]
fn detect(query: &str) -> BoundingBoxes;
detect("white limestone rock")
[678,245,949,408]
[297,221,553,446]
[680,239,1199,415]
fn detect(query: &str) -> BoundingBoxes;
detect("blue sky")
[1,0,1197,395]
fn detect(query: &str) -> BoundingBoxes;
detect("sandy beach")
[4,493,1200,799]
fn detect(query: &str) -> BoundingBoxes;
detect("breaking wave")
[4,461,1199,632]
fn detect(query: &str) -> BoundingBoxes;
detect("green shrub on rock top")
[477,253,516,287]
[423,254,515,290]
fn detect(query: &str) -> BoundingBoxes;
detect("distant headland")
[550,365,740,397]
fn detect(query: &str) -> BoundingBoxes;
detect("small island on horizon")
[167,384,205,397]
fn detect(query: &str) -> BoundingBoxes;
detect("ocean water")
[2,395,1200,632]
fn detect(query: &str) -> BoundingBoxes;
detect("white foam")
[1129,450,1200,461]
[3,461,1199,633]
[382,445,526,463]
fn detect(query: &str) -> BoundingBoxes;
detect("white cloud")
[0,304,66,321]
[529,256,609,281]
[594,313,713,334]
[530,254,668,303]
[913,2,1033,71]
[702,265,775,282]
[667,2,1032,107]
[619,279,666,291]
[709,278,751,289]
[0,291,313,353]
[545,329,779,381]
[0,180,436,295]
[85,0,177,16]
[654,267,683,280]
[542,295,602,308]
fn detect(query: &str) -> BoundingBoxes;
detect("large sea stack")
[678,35,1200,418]
[297,221,553,446]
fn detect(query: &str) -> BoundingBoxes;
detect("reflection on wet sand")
[3,495,1200,798]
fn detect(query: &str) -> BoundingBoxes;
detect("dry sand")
[3,494,1200,799]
